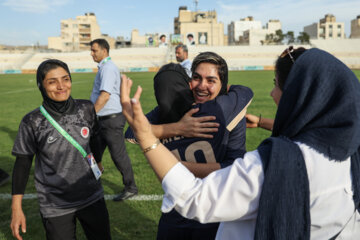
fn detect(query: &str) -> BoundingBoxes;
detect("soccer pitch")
[0,70,359,239]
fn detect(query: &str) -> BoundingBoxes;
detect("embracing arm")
[246,113,274,131]
[151,108,219,139]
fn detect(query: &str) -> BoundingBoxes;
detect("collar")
[97,56,111,68]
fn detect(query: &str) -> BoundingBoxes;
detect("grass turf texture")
[0,70,359,239]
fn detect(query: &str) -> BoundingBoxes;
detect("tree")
[274,30,284,44]
[264,30,284,45]
[297,32,310,44]
[284,31,295,44]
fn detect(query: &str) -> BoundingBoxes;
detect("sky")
[0,0,359,46]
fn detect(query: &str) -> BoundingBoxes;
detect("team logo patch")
[81,127,90,138]
[47,136,58,144]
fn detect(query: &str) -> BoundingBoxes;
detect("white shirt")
[162,142,360,239]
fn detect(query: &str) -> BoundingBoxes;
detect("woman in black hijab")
[10,59,111,240]
[121,48,360,239]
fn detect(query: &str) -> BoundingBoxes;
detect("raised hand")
[120,74,157,148]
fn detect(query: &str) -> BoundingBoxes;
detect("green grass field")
[1,70,359,239]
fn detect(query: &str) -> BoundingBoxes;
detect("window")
[338,24,342,28]
[338,33,341,37]
[329,24,333,29]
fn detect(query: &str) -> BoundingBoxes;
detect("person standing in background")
[90,39,138,201]
[175,44,192,77]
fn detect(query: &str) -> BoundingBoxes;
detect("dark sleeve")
[216,86,253,168]
[216,85,254,130]
[12,155,33,195]
[12,116,37,156]
[125,107,160,143]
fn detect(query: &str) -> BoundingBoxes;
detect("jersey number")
[171,141,216,163]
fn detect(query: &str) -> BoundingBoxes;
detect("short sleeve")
[12,117,37,156]
[99,65,118,93]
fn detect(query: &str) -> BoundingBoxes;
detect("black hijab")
[255,48,360,239]
[36,59,75,119]
[153,63,194,124]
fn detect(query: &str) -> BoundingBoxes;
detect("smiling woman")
[190,62,222,103]
[10,59,111,240]
[42,67,72,102]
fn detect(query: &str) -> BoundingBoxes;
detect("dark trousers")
[41,198,111,240]
[96,113,137,192]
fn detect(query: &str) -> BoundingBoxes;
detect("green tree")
[274,30,284,44]
[297,32,310,44]
[285,31,295,44]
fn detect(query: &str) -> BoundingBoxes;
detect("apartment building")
[304,14,345,39]
[242,20,282,46]
[228,16,262,45]
[48,13,115,52]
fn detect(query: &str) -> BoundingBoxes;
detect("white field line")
[0,193,163,201]
[1,80,90,95]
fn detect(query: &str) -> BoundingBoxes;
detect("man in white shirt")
[175,44,192,77]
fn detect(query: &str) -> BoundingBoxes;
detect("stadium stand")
[1,41,360,74]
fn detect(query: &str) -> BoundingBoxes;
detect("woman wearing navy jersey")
[10,59,111,240]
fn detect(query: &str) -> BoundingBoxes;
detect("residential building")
[228,17,262,45]
[304,14,345,39]
[174,6,225,46]
[351,15,360,38]
[48,13,115,52]
[242,20,282,46]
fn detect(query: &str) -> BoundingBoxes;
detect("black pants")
[41,198,111,240]
[96,113,137,192]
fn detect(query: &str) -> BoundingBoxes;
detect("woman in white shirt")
[120,47,360,239]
